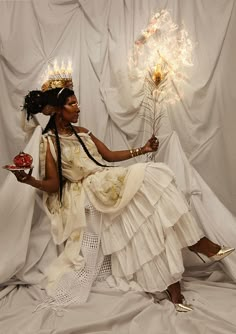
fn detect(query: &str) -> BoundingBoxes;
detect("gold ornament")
[41,60,73,92]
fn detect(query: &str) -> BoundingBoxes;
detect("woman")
[13,87,234,312]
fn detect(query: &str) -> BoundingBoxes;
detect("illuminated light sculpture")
[128,10,194,137]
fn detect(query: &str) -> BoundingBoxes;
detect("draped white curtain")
[0,0,235,215]
[1,1,236,333]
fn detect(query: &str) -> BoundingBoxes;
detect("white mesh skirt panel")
[38,202,112,307]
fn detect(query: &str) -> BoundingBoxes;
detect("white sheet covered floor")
[1,263,236,334]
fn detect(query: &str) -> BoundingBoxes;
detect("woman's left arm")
[90,133,159,162]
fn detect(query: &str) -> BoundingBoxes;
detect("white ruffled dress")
[40,132,204,296]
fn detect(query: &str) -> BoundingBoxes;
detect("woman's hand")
[11,168,33,184]
[10,142,59,193]
[142,134,159,154]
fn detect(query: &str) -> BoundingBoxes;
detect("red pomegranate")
[13,152,33,168]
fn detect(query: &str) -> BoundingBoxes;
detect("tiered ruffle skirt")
[101,163,204,292]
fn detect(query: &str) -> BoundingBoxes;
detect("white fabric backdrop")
[1,1,236,333]
[0,0,235,215]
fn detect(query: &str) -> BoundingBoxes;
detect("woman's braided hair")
[23,87,108,201]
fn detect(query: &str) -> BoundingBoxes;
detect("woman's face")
[61,95,80,123]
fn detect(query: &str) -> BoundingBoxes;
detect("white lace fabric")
[37,203,111,308]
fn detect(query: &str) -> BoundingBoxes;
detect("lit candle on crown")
[53,59,60,79]
[48,64,53,80]
[61,60,66,79]
[67,61,72,77]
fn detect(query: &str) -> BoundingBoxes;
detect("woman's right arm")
[13,142,60,193]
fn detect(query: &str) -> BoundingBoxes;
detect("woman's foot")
[188,237,221,257]
[166,282,193,312]
[188,237,234,262]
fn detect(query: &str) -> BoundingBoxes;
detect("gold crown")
[41,60,73,92]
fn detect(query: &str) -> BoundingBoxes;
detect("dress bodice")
[42,132,104,182]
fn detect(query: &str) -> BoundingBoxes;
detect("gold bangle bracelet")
[130,147,143,157]
[130,149,134,158]
[136,147,142,156]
